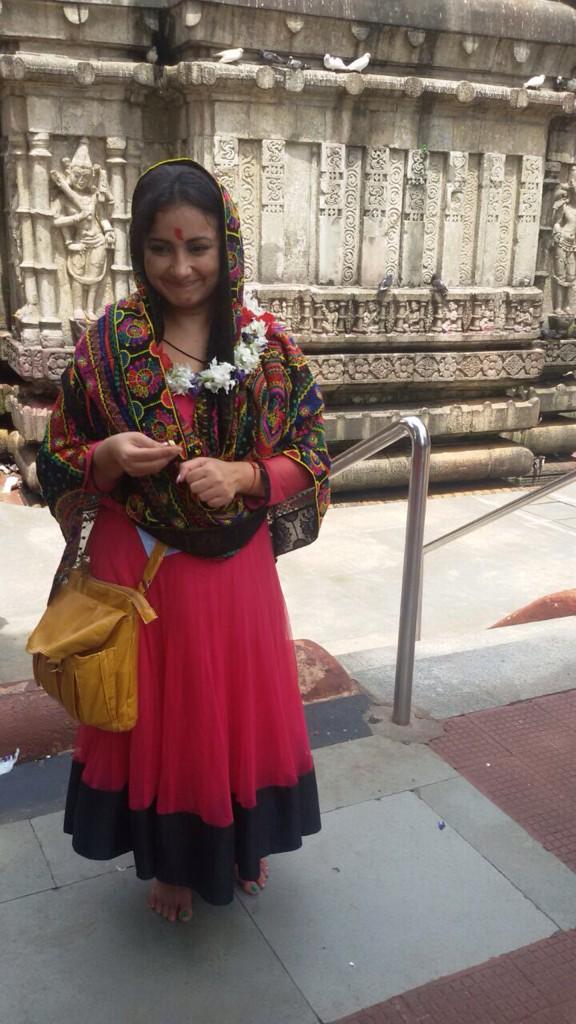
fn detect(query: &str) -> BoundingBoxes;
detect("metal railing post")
[392,418,431,725]
[327,414,431,727]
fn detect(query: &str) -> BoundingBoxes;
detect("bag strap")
[138,540,169,593]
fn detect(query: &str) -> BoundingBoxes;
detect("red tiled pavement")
[429,689,576,871]
[335,930,576,1024]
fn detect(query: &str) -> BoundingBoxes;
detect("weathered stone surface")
[324,397,540,443]
[13,443,40,492]
[503,418,576,455]
[0,382,14,416]
[5,391,52,443]
[543,339,576,369]
[528,383,576,413]
[294,639,359,703]
[331,442,534,491]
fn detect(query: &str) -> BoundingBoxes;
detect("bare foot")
[148,880,193,923]
[237,858,270,895]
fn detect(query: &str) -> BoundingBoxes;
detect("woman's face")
[143,204,221,314]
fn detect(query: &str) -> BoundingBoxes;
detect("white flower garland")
[164,311,270,397]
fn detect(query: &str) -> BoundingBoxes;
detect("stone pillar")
[28,131,59,338]
[318,143,346,286]
[236,141,260,284]
[441,152,468,286]
[213,134,239,200]
[421,151,445,284]
[125,139,143,291]
[360,146,405,289]
[260,139,285,283]
[342,147,362,286]
[106,137,130,300]
[475,152,506,286]
[10,133,39,320]
[401,149,428,286]
[512,155,544,285]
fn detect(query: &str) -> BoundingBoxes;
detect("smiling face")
[143,204,221,314]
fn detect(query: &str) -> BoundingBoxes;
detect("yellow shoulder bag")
[26,539,167,732]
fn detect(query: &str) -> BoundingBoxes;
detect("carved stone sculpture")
[551,166,576,315]
[51,138,115,322]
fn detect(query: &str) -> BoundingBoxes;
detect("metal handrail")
[329,416,431,725]
[424,465,576,555]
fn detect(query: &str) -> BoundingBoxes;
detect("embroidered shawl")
[37,165,330,585]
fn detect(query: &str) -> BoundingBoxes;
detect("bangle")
[249,461,259,492]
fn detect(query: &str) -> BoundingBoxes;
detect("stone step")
[324,396,539,443]
[338,616,576,721]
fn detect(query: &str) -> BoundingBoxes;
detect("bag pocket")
[67,648,119,730]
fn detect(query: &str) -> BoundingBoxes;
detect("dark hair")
[129,161,236,366]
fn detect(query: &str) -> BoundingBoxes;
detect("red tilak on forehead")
[174,227,184,240]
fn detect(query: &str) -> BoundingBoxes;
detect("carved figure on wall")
[321,300,340,333]
[551,165,576,315]
[361,300,380,333]
[51,138,115,321]
[441,300,461,333]
[406,300,422,333]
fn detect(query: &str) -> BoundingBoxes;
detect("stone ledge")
[0,53,156,87]
[331,441,535,491]
[309,349,545,387]
[324,397,540,443]
[502,418,576,455]
[166,61,575,111]
[528,384,576,413]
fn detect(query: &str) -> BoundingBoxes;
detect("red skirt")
[64,502,320,904]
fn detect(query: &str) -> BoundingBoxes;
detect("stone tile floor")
[430,689,576,871]
[336,930,576,1024]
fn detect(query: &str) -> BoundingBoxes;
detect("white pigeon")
[214,47,244,64]
[524,73,546,89]
[347,52,371,73]
[324,53,348,72]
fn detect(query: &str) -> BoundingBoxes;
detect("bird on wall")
[524,73,546,89]
[377,272,394,295]
[554,75,576,92]
[261,50,288,65]
[324,52,371,72]
[214,48,244,63]
[431,273,449,299]
[287,56,310,70]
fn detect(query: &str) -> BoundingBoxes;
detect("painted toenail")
[179,910,191,922]
[250,883,259,893]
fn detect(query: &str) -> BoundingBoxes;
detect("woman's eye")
[187,245,210,255]
[148,244,169,255]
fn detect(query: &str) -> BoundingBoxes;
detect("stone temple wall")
[2,0,576,490]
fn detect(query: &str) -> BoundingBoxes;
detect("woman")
[36,158,330,923]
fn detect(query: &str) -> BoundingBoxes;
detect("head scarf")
[37,159,330,587]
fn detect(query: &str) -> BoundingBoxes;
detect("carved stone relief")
[550,164,576,315]
[254,287,543,342]
[51,138,115,322]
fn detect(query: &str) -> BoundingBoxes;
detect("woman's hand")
[92,433,181,489]
[176,457,262,509]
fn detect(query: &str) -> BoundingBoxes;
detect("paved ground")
[3,481,576,1023]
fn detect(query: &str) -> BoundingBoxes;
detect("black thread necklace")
[161,337,208,367]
